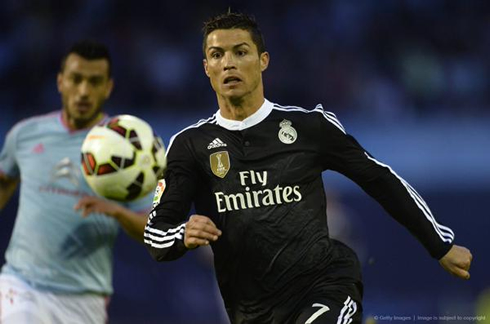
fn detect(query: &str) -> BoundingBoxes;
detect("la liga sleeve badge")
[152,179,166,207]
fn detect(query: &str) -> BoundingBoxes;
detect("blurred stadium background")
[0,1,489,323]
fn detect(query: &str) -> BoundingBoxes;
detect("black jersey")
[145,99,454,323]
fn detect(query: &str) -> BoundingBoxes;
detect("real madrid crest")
[210,151,230,178]
[278,119,297,144]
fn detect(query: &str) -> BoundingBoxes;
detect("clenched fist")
[184,215,222,249]
[439,245,473,280]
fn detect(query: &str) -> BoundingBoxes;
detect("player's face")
[203,29,269,102]
[57,54,113,129]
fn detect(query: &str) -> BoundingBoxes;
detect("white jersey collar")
[216,99,273,131]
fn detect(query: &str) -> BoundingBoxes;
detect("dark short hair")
[202,12,266,57]
[60,40,112,76]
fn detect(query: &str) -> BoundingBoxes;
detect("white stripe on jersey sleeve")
[148,210,156,221]
[166,115,217,158]
[144,237,182,249]
[144,223,186,249]
[364,153,454,243]
[316,104,346,134]
[272,103,346,134]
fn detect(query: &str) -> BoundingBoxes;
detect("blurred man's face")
[203,29,269,102]
[57,53,113,129]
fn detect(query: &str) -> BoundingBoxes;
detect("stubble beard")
[227,78,262,108]
[63,97,104,130]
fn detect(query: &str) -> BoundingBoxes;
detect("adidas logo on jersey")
[207,138,227,149]
[32,143,45,154]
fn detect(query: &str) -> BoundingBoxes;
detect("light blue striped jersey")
[0,111,152,295]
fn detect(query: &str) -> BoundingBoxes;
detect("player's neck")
[62,110,104,131]
[217,92,265,121]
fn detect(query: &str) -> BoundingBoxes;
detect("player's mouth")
[223,76,242,85]
[75,101,93,113]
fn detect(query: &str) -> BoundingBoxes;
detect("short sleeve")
[0,125,21,178]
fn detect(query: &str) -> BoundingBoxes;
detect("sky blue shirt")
[0,111,152,295]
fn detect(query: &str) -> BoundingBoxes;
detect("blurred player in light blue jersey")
[0,40,152,324]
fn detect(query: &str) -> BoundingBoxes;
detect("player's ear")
[56,73,63,93]
[203,59,210,78]
[260,51,269,72]
[105,78,114,99]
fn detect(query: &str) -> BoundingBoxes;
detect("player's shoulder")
[173,113,218,138]
[8,111,60,138]
[271,102,346,134]
[271,102,331,117]
[167,113,218,152]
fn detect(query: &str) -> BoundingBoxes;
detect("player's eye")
[211,52,222,59]
[236,50,247,57]
[71,75,83,84]
[89,77,104,87]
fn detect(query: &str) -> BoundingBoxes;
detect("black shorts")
[293,287,362,324]
[291,239,363,324]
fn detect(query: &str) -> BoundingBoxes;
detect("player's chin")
[73,113,101,129]
[223,91,247,103]
[74,112,94,122]
[75,106,102,120]
[221,85,244,96]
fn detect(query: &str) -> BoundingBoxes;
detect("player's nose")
[223,52,237,70]
[78,80,91,96]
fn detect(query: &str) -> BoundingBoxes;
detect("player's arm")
[144,172,194,261]
[144,134,220,261]
[74,196,148,243]
[0,173,19,211]
[316,108,472,279]
[0,125,21,211]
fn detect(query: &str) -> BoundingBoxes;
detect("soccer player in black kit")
[145,12,473,324]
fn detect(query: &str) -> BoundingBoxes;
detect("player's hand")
[184,215,222,249]
[439,245,472,280]
[74,196,123,218]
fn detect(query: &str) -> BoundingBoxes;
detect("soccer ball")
[81,115,166,201]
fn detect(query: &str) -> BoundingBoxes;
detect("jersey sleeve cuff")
[433,242,454,260]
